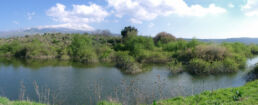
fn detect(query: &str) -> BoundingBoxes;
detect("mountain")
[0,28,90,38]
[1,28,258,44]
[196,38,258,44]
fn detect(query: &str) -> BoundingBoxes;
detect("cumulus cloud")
[242,0,258,16]
[130,18,142,24]
[45,3,108,31]
[27,12,35,20]
[107,0,226,23]
[37,23,94,31]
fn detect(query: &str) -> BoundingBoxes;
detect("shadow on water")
[0,57,257,105]
[0,57,115,69]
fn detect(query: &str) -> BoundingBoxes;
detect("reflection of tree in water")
[0,57,112,70]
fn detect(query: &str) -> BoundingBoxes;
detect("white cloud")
[46,3,108,31]
[37,23,94,31]
[242,0,258,16]
[107,0,226,23]
[27,12,35,20]
[228,3,235,8]
[130,18,142,24]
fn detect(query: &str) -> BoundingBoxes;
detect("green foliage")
[187,39,201,48]
[114,51,142,74]
[124,36,155,57]
[250,44,258,55]
[121,26,138,39]
[223,58,239,72]
[97,101,122,105]
[156,80,258,105]
[222,42,253,57]
[168,60,183,73]
[0,40,23,57]
[69,35,98,63]
[188,58,210,74]
[163,40,188,51]
[0,97,45,105]
[96,45,115,62]
[25,39,57,59]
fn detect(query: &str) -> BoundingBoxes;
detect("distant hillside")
[1,29,257,44]
[0,28,118,38]
[0,28,89,38]
[184,38,258,44]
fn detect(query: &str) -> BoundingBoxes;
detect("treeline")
[0,26,258,74]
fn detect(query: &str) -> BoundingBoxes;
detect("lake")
[0,57,257,105]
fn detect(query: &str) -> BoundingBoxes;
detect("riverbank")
[2,80,256,105]
[0,97,45,105]
[100,80,258,105]
[154,80,258,105]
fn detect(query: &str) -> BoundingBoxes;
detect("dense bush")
[193,44,228,61]
[188,58,210,74]
[68,35,98,63]
[114,51,142,74]
[169,60,183,73]
[123,36,155,57]
[163,40,188,51]
[154,32,176,45]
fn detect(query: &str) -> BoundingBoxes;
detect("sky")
[1,0,258,38]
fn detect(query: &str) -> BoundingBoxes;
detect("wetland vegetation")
[1,26,258,74]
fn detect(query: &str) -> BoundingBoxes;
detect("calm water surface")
[0,57,257,105]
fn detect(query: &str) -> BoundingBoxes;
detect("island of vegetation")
[0,26,258,74]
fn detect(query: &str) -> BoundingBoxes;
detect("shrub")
[187,39,201,48]
[163,40,188,51]
[24,39,57,59]
[168,60,183,73]
[223,58,238,72]
[154,32,176,45]
[193,44,228,61]
[188,58,210,74]
[210,61,224,73]
[114,51,142,74]
[96,46,115,62]
[124,36,155,57]
[0,41,23,57]
[68,35,98,63]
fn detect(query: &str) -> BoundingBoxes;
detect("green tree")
[121,26,138,39]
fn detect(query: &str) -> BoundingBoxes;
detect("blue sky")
[1,0,258,38]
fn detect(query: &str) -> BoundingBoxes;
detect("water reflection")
[0,57,257,105]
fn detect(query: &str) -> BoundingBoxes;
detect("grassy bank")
[99,80,258,105]
[1,26,258,74]
[154,80,258,105]
[1,80,257,105]
[0,97,45,105]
